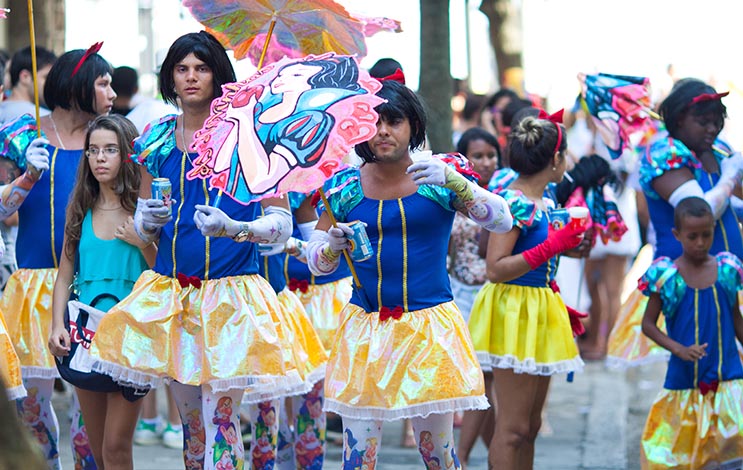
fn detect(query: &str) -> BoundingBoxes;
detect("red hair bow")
[378,68,406,85]
[289,278,309,293]
[177,272,202,289]
[690,92,729,105]
[538,108,564,124]
[71,42,103,77]
[379,305,404,322]
[698,380,719,396]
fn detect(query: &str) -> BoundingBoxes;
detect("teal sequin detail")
[133,114,179,178]
[500,189,541,231]
[0,114,45,170]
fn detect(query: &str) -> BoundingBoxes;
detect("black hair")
[44,49,112,113]
[659,79,727,138]
[510,105,539,129]
[112,66,139,98]
[355,80,426,163]
[10,46,56,88]
[483,88,519,111]
[456,127,501,160]
[368,57,403,79]
[508,116,566,175]
[673,196,713,229]
[502,98,533,130]
[159,31,236,107]
[462,94,487,122]
[290,57,361,92]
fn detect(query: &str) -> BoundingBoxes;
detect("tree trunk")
[479,0,522,86]
[419,0,454,153]
[8,0,65,55]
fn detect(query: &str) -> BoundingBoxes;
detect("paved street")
[53,360,665,469]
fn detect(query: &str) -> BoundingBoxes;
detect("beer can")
[347,220,373,262]
[549,208,570,230]
[151,178,172,216]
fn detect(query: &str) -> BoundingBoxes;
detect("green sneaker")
[134,418,163,446]
[162,422,184,449]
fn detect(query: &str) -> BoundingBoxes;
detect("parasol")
[187,53,384,297]
[182,0,401,68]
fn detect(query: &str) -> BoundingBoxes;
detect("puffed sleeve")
[487,167,519,194]
[716,252,743,307]
[132,114,179,178]
[417,152,481,212]
[0,114,42,170]
[638,127,698,200]
[314,166,362,222]
[500,189,540,232]
[638,256,685,317]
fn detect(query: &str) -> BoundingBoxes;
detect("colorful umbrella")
[187,52,383,204]
[182,0,401,68]
[579,73,657,159]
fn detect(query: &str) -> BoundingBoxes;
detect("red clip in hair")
[378,68,405,85]
[538,108,564,155]
[71,42,103,77]
[690,91,729,105]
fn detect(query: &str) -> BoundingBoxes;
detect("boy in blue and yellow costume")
[304,80,512,469]
[89,32,305,470]
[639,197,743,469]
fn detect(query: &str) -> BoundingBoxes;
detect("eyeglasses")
[85,146,120,158]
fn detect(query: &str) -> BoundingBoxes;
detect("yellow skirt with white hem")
[292,277,352,350]
[469,283,583,375]
[0,311,26,399]
[90,270,304,399]
[641,379,743,469]
[272,288,328,396]
[324,301,488,421]
[0,268,59,378]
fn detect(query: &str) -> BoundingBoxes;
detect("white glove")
[193,205,240,237]
[258,243,286,256]
[328,224,353,252]
[134,198,172,242]
[407,158,447,186]
[721,151,743,183]
[25,138,50,173]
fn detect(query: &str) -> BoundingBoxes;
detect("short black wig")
[659,79,727,138]
[158,31,236,107]
[44,49,112,113]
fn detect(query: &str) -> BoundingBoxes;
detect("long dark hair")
[64,115,140,258]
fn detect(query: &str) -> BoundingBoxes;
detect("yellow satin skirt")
[0,268,58,378]
[324,301,488,421]
[91,271,304,398]
[292,277,352,350]
[641,380,743,469]
[469,283,583,375]
[0,311,25,399]
[274,288,328,392]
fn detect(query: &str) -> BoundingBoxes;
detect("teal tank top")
[77,210,149,312]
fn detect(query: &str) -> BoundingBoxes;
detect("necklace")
[95,204,122,211]
[50,114,65,150]
[180,117,194,165]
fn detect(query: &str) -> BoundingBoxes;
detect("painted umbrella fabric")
[183,0,401,67]
[186,53,384,205]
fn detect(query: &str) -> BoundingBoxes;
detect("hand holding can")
[151,178,172,217]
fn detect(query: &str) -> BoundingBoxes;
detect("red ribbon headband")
[538,108,564,155]
[378,68,406,85]
[71,42,103,77]
[690,91,729,105]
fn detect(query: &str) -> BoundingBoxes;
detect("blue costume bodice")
[639,131,743,259]
[499,190,558,288]
[640,253,743,389]
[134,115,261,280]
[319,167,465,312]
[0,114,79,269]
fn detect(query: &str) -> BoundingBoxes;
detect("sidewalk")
[55,360,665,469]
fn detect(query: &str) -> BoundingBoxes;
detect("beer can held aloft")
[347,220,373,262]
[151,178,172,216]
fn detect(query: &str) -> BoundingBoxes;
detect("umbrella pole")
[257,19,277,70]
[317,188,363,289]
[27,0,40,137]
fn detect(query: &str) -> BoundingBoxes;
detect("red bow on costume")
[690,92,729,105]
[289,278,309,293]
[699,380,719,396]
[379,306,404,322]
[71,42,104,77]
[177,272,202,289]
[538,108,565,124]
[549,280,588,337]
[378,68,406,85]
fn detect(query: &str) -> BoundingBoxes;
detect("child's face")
[87,128,122,186]
[673,214,715,262]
